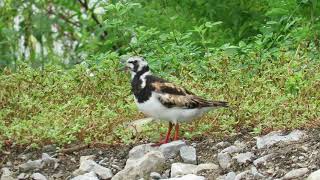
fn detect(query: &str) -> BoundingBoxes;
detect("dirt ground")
[1,128,319,179]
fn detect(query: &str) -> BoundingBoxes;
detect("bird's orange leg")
[152,122,173,146]
[173,123,179,141]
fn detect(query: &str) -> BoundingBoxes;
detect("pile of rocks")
[1,129,320,180]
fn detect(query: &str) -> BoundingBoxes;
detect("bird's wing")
[151,80,228,109]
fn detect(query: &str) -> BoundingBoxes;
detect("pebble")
[162,174,205,180]
[253,154,274,166]
[19,159,43,172]
[112,151,165,180]
[31,173,47,180]
[256,130,306,149]
[221,146,242,154]
[17,173,28,179]
[282,168,309,180]
[217,152,232,169]
[216,141,231,149]
[71,172,99,180]
[150,172,161,180]
[1,168,14,180]
[180,146,197,164]
[233,152,255,164]
[170,163,197,177]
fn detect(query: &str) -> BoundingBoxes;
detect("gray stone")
[251,166,265,178]
[71,172,99,180]
[1,168,14,180]
[41,153,59,167]
[19,159,43,172]
[73,159,113,180]
[162,174,205,180]
[17,173,28,180]
[225,171,237,180]
[195,163,219,174]
[221,146,242,154]
[150,172,161,180]
[216,142,231,149]
[180,146,197,164]
[128,144,158,159]
[217,152,232,169]
[170,163,197,177]
[31,173,47,180]
[307,169,320,180]
[217,171,236,180]
[233,152,255,164]
[170,162,218,177]
[80,155,96,163]
[256,130,306,149]
[253,154,274,166]
[112,151,165,180]
[234,141,247,149]
[159,140,186,159]
[235,170,250,180]
[74,156,113,179]
[282,168,309,180]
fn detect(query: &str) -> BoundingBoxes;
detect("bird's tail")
[209,101,228,108]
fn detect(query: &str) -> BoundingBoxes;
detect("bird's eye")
[130,60,138,64]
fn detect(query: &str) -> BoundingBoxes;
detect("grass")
[0,41,319,149]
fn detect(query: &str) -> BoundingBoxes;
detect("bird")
[122,56,228,145]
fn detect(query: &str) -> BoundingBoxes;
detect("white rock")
[150,172,161,179]
[195,163,219,174]
[170,162,218,177]
[221,146,242,154]
[18,159,43,172]
[253,154,274,166]
[31,173,47,180]
[233,152,255,164]
[159,140,186,159]
[80,155,96,163]
[112,151,165,180]
[217,152,232,169]
[216,141,231,149]
[41,153,58,166]
[170,163,197,178]
[283,168,309,180]
[235,170,250,180]
[17,173,28,180]
[256,130,306,149]
[225,171,237,180]
[128,143,158,159]
[1,168,14,180]
[251,166,265,178]
[180,146,197,164]
[163,174,205,180]
[73,159,113,179]
[217,171,236,180]
[307,169,320,180]
[71,172,99,180]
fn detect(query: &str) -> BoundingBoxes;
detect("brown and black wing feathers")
[149,77,228,109]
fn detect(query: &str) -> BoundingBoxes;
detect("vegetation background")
[0,0,319,149]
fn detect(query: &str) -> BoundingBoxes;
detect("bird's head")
[121,56,150,77]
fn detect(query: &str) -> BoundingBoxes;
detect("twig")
[58,144,89,154]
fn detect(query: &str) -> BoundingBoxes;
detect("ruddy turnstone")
[122,56,228,145]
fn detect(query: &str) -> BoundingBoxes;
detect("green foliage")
[0,0,319,147]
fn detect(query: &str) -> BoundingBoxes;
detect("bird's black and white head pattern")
[125,56,149,78]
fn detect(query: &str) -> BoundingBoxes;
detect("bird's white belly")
[135,93,210,124]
